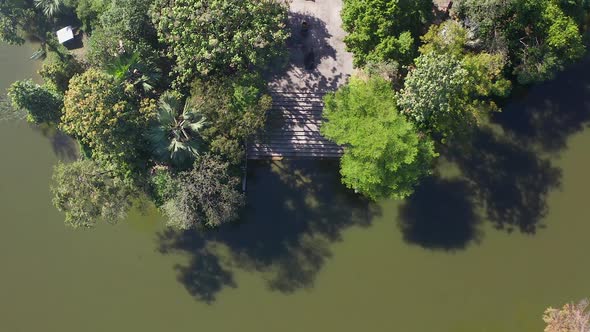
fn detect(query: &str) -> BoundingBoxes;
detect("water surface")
[1,43,589,332]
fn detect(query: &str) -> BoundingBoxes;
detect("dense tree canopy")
[0,0,36,45]
[148,91,208,168]
[61,68,154,177]
[150,0,289,85]
[453,0,585,84]
[86,0,158,68]
[162,156,244,229]
[38,53,86,93]
[8,79,63,124]
[341,0,432,67]
[51,160,133,228]
[189,75,271,164]
[398,22,511,139]
[322,76,436,200]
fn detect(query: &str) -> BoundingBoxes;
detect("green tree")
[86,0,158,68]
[34,0,62,17]
[189,75,271,164]
[0,0,36,45]
[64,0,109,32]
[162,155,244,229]
[148,91,208,168]
[341,0,432,67]
[150,0,289,85]
[398,23,510,139]
[38,52,85,93]
[61,68,154,177]
[453,0,585,84]
[8,79,63,124]
[51,159,133,228]
[322,76,437,200]
[543,298,590,332]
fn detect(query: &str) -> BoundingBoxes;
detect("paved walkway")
[248,0,353,159]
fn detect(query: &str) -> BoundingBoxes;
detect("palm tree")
[34,0,62,17]
[148,91,207,168]
[106,52,161,96]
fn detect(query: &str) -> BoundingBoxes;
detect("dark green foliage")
[341,0,433,67]
[162,155,244,229]
[86,0,158,68]
[0,0,37,45]
[38,52,85,93]
[322,76,437,200]
[453,0,585,84]
[64,0,109,32]
[189,74,271,165]
[51,159,133,228]
[8,79,63,124]
[103,52,161,96]
[148,91,208,168]
[149,166,178,207]
[150,0,290,85]
[34,0,63,17]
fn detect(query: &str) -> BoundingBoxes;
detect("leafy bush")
[38,53,86,93]
[162,155,244,229]
[51,159,133,228]
[8,79,63,124]
[189,74,271,164]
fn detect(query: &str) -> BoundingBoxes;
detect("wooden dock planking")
[247,90,343,160]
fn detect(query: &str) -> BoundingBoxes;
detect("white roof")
[56,26,74,44]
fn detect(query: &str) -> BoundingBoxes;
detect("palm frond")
[35,0,62,17]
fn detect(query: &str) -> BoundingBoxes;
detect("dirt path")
[268,0,354,92]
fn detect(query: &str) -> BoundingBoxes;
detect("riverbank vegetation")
[1,0,289,228]
[2,0,590,228]
[328,0,590,199]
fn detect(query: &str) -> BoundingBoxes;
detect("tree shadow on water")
[494,56,590,153]
[398,176,483,251]
[157,160,380,303]
[399,127,562,250]
[451,128,562,234]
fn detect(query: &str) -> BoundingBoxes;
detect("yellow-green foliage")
[322,76,436,200]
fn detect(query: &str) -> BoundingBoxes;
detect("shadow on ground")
[266,12,344,91]
[158,160,380,303]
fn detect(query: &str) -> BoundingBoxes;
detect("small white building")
[56,26,74,44]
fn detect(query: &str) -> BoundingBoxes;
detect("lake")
[1,42,589,332]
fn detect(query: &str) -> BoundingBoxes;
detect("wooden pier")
[247,90,343,160]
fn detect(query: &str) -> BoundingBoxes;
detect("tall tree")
[148,91,208,168]
[398,22,511,140]
[162,156,244,229]
[453,0,585,84]
[189,75,271,164]
[0,0,36,45]
[341,0,432,67]
[51,159,133,228]
[61,68,154,177]
[322,76,437,200]
[150,0,289,85]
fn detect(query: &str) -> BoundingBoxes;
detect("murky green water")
[1,42,589,332]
